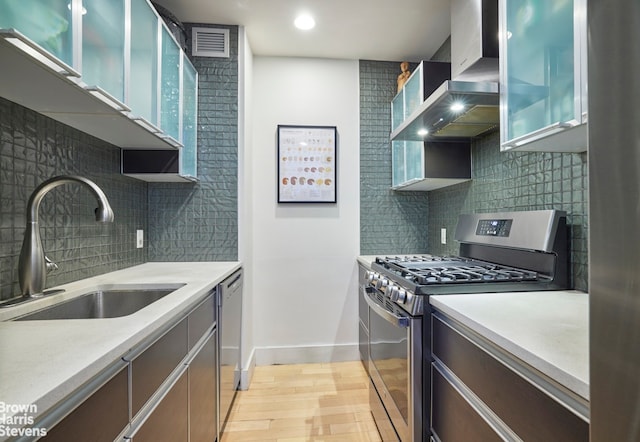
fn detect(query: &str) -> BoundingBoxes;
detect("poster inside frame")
[277,125,337,203]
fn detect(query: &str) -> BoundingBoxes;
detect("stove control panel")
[476,218,513,237]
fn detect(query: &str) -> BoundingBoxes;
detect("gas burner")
[374,254,546,288]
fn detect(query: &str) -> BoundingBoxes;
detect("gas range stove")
[366,210,570,315]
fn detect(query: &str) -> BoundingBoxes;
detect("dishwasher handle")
[363,286,410,328]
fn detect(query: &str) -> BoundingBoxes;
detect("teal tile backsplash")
[0,98,147,301]
[360,60,430,255]
[428,131,589,291]
[147,24,239,262]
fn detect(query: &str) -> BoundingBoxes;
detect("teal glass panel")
[160,27,180,140]
[0,0,73,66]
[403,65,422,119]
[129,0,158,125]
[82,0,125,102]
[505,0,575,140]
[180,57,197,177]
[405,141,423,182]
[392,141,405,187]
[391,93,404,131]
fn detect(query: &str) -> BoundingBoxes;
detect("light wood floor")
[220,361,382,442]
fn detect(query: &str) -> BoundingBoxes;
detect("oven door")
[364,286,422,442]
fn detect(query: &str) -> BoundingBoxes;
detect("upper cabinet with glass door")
[0,0,198,157]
[499,0,587,152]
[0,0,76,72]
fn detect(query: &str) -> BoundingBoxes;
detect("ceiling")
[152,0,452,62]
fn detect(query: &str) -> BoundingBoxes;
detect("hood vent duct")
[192,27,229,58]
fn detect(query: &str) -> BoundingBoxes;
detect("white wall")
[248,56,360,365]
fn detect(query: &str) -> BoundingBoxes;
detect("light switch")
[441,228,447,245]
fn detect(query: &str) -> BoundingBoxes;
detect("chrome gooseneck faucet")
[18,175,115,297]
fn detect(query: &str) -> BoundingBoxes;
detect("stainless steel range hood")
[390,80,499,141]
[392,0,499,142]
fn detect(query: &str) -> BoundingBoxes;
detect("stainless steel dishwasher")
[218,269,243,431]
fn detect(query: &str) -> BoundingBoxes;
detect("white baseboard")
[255,343,359,366]
[239,347,256,390]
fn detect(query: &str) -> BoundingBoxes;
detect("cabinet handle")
[503,119,581,148]
[363,287,410,328]
[0,29,81,77]
[84,85,131,112]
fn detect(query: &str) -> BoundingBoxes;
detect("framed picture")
[277,125,337,203]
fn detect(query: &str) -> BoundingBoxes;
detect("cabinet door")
[131,318,188,417]
[190,331,218,442]
[391,93,404,132]
[160,26,181,141]
[180,55,198,178]
[82,0,126,103]
[500,0,586,149]
[432,315,589,441]
[0,0,74,67]
[41,366,128,442]
[133,370,189,442]
[391,141,424,188]
[129,0,159,126]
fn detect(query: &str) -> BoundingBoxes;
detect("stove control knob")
[396,289,407,304]
[375,278,388,290]
[388,285,399,301]
[367,271,376,283]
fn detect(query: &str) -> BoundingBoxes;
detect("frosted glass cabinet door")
[403,66,423,120]
[82,0,126,103]
[391,93,404,132]
[180,56,198,178]
[392,141,406,188]
[129,0,158,126]
[160,27,181,141]
[500,0,583,146]
[0,0,74,66]
[405,141,423,182]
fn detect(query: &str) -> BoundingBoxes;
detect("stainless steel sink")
[14,284,185,321]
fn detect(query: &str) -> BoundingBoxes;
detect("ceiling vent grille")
[192,27,229,58]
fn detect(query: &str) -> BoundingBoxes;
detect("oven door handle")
[363,287,410,328]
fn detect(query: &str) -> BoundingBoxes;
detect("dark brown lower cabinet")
[33,290,219,441]
[431,313,589,442]
[132,370,189,442]
[190,330,218,442]
[41,366,129,442]
[431,367,503,442]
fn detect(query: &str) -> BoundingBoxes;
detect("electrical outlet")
[441,228,447,245]
[136,230,144,249]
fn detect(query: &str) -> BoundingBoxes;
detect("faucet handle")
[45,256,58,273]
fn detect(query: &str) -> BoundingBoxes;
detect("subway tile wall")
[427,131,589,291]
[0,98,147,301]
[147,24,238,261]
[359,60,430,255]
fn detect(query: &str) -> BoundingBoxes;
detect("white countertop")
[356,255,378,268]
[0,262,241,424]
[430,291,589,400]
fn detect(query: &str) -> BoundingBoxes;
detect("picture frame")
[277,125,337,203]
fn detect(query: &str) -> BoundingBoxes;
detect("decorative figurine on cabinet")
[397,61,411,94]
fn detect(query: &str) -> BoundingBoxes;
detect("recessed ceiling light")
[417,128,429,136]
[294,14,316,30]
[451,102,465,112]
